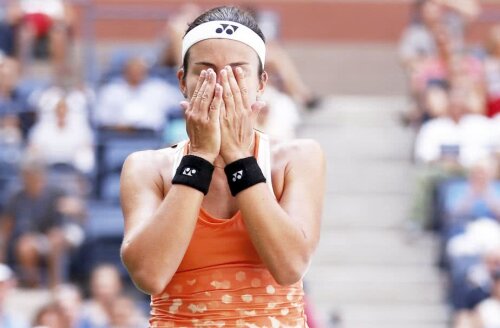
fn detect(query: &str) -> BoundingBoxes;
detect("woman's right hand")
[181,69,223,164]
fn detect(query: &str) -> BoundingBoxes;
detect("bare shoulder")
[123,147,173,174]
[121,144,184,191]
[268,137,325,199]
[270,137,325,167]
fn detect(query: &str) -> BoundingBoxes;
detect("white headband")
[182,20,266,69]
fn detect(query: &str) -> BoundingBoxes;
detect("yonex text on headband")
[182,20,266,69]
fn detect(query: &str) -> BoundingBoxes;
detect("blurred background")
[1,0,500,327]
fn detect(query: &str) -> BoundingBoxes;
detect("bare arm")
[236,140,325,285]
[120,69,222,295]
[217,66,324,284]
[120,151,204,295]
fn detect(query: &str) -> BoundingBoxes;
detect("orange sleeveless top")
[149,132,308,327]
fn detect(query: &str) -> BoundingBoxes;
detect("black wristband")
[172,155,214,195]
[224,156,266,196]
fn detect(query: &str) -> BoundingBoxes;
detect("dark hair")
[182,6,266,78]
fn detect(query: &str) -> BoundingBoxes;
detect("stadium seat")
[94,129,162,200]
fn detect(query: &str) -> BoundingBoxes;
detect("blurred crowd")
[0,1,320,326]
[399,0,500,326]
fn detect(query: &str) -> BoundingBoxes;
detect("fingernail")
[220,69,226,76]
[226,66,232,72]
[236,67,243,75]
[200,70,206,78]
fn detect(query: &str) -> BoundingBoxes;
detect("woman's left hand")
[219,66,265,164]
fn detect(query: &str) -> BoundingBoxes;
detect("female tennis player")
[120,6,325,327]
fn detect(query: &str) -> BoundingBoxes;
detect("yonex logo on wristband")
[224,157,266,196]
[183,167,197,177]
[215,24,239,35]
[232,170,244,182]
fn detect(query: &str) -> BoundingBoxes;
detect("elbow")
[271,258,309,286]
[120,245,171,295]
[274,271,303,286]
[130,270,168,296]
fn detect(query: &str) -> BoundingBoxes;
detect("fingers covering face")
[224,66,244,114]
[234,67,250,110]
[192,69,216,118]
[189,67,250,119]
[220,68,236,115]
[209,83,223,120]
[190,70,206,104]
[200,69,217,117]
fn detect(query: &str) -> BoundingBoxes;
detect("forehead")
[188,38,259,68]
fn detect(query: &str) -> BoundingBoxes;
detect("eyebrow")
[194,62,250,68]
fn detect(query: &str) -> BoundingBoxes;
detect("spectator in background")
[0,54,22,111]
[82,264,123,328]
[27,90,95,174]
[95,55,181,133]
[400,0,482,125]
[400,0,480,73]
[0,6,18,57]
[444,159,500,319]
[107,295,147,328]
[258,85,301,139]
[6,0,75,80]
[0,111,22,162]
[437,0,481,49]
[399,0,441,73]
[245,5,321,110]
[473,269,500,328]
[0,157,84,288]
[447,220,500,323]
[414,89,494,169]
[0,88,23,175]
[0,55,24,167]
[411,90,493,228]
[156,4,201,72]
[422,81,450,118]
[32,302,67,328]
[264,42,321,110]
[0,53,42,139]
[451,248,500,327]
[53,284,92,328]
[449,158,500,222]
[411,24,484,98]
[484,24,500,118]
[0,263,28,328]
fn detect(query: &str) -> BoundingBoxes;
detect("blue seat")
[0,155,20,210]
[85,200,124,238]
[79,200,126,278]
[95,130,162,200]
[0,174,19,211]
